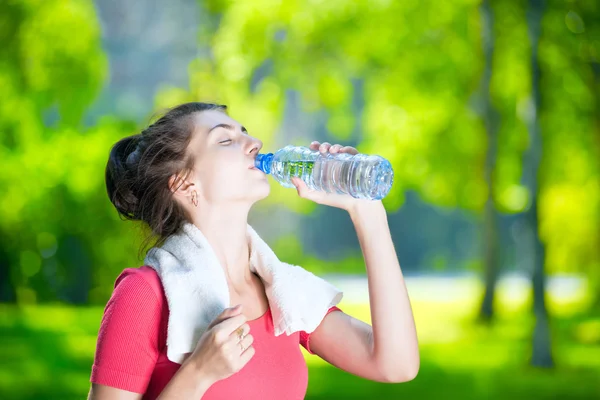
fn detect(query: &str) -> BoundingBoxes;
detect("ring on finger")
[236,327,245,340]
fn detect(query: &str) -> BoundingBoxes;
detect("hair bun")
[105,135,142,220]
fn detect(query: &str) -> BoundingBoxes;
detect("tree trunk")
[0,234,16,302]
[590,52,600,310]
[526,0,553,368]
[478,0,501,322]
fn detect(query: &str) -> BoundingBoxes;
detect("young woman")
[88,102,419,399]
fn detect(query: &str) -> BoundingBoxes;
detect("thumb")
[291,177,305,196]
[208,304,243,329]
[292,177,319,202]
[227,304,243,315]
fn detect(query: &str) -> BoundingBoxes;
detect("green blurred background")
[1,0,599,398]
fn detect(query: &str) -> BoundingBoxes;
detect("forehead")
[191,109,237,131]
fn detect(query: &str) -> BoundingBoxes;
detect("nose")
[246,136,263,156]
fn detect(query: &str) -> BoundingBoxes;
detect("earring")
[191,191,198,207]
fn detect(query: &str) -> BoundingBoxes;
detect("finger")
[330,144,343,153]
[231,323,250,342]
[207,304,243,330]
[292,176,308,191]
[340,146,359,155]
[291,177,303,196]
[292,177,319,202]
[239,343,256,364]
[319,142,331,153]
[237,333,254,352]
[235,323,251,339]
[214,312,248,336]
[310,141,320,150]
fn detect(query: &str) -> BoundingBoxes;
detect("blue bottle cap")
[255,153,274,174]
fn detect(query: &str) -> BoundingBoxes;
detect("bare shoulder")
[87,383,143,400]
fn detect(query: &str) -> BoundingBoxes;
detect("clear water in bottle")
[254,145,394,200]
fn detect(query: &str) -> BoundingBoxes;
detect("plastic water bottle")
[254,145,394,200]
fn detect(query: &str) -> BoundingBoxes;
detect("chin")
[257,181,271,198]
[249,181,271,202]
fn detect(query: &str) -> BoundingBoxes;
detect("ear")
[168,172,198,200]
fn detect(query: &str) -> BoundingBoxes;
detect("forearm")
[349,202,420,380]
[157,359,215,399]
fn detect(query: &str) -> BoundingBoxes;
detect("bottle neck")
[255,153,274,174]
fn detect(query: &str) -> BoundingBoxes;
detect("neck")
[191,202,254,287]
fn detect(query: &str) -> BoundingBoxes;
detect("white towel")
[143,221,344,364]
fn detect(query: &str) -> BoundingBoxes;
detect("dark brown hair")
[105,102,227,259]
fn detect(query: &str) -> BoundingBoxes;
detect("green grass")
[1,290,599,400]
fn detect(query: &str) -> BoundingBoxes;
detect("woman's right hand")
[184,304,255,384]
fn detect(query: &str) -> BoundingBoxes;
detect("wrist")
[347,199,386,218]
[157,357,217,399]
[182,358,217,392]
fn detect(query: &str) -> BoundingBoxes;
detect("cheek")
[200,162,249,197]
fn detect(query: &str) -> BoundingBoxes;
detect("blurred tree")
[588,6,600,309]
[526,0,553,367]
[478,0,502,322]
[0,0,138,305]
[536,0,600,303]
[477,0,537,324]
[559,0,600,308]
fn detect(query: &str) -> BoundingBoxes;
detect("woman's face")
[184,110,270,206]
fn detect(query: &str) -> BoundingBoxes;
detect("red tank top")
[90,266,342,399]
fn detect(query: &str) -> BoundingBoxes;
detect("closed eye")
[219,139,232,144]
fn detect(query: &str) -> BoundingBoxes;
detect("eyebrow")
[208,123,248,135]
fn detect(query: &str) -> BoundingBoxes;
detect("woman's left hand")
[291,141,383,213]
